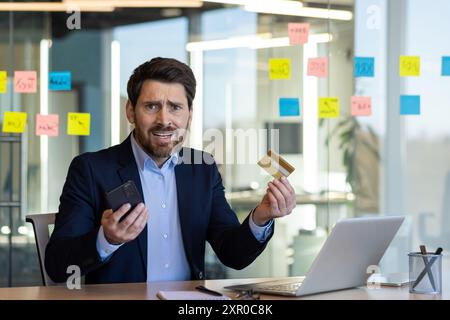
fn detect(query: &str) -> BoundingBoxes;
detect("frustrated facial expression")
[126,80,192,164]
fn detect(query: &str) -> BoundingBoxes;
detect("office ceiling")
[0,0,354,39]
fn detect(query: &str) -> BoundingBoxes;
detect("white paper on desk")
[157,290,231,300]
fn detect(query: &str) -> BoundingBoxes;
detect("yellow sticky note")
[68,112,90,136]
[2,111,27,133]
[400,56,420,76]
[319,97,339,118]
[0,71,6,94]
[269,58,291,80]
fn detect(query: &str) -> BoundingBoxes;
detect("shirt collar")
[130,132,179,172]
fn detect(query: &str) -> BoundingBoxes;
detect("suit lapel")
[117,135,147,275]
[175,148,194,268]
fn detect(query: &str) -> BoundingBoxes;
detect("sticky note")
[269,59,291,80]
[68,112,90,136]
[319,97,339,118]
[258,149,295,179]
[354,57,375,77]
[2,111,27,133]
[400,95,420,115]
[14,71,37,93]
[0,71,6,94]
[36,114,59,136]
[288,23,309,45]
[307,57,328,78]
[400,56,420,77]
[49,71,71,91]
[279,98,300,116]
[442,56,450,76]
[351,96,372,116]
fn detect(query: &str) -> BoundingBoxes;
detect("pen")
[412,247,442,290]
[195,285,223,297]
[418,245,436,291]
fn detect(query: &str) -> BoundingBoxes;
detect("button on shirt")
[96,134,273,281]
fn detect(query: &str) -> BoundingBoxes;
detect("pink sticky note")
[307,57,328,78]
[36,114,59,136]
[288,23,309,45]
[14,71,37,93]
[351,96,372,116]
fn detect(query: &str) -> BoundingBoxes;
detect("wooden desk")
[0,278,447,300]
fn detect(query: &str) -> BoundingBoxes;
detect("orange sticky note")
[36,114,59,136]
[288,23,309,45]
[308,57,328,78]
[14,71,37,93]
[67,112,90,136]
[319,97,339,118]
[351,96,372,116]
[400,56,420,77]
[0,71,6,94]
[2,111,27,133]
[269,58,291,80]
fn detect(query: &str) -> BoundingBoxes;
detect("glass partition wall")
[1,0,449,287]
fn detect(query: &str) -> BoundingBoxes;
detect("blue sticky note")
[442,57,450,76]
[49,71,71,91]
[279,98,300,116]
[400,95,420,115]
[354,57,375,77]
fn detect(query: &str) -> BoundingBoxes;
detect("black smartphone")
[105,180,143,222]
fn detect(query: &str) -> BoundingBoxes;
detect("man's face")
[126,80,192,161]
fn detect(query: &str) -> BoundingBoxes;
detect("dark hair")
[127,57,196,109]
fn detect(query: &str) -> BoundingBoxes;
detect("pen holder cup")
[408,252,442,294]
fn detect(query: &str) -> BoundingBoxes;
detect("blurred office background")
[0,0,449,287]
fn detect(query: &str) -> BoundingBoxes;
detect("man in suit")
[45,57,296,284]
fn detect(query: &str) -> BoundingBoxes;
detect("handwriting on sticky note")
[351,96,372,116]
[400,95,420,115]
[36,114,59,136]
[2,111,27,133]
[400,56,420,77]
[288,23,309,45]
[442,56,450,76]
[319,97,339,118]
[68,112,90,136]
[0,71,6,94]
[279,98,300,117]
[307,57,328,78]
[354,57,375,77]
[269,59,291,80]
[49,71,71,91]
[14,71,37,93]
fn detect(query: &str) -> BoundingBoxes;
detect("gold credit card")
[257,149,295,179]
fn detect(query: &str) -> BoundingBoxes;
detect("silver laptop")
[224,216,404,297]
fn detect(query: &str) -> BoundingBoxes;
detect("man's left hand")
[253,176,296,226]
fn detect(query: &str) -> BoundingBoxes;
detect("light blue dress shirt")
[96,133,273,281]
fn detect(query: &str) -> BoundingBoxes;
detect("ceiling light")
[203,1,352,21]
[186,32,332,51]
[0,2,114,12]
[245,2,352,20]
[64,0,202,8]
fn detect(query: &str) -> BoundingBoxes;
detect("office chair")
[25,213,56,286]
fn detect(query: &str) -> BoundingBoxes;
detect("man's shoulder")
[72,143,123,166]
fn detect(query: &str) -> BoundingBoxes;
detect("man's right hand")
[101,203,148,245]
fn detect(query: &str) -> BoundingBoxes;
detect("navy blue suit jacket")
[45,135,273,284]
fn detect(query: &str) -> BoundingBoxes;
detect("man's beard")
[134,124,187,160]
